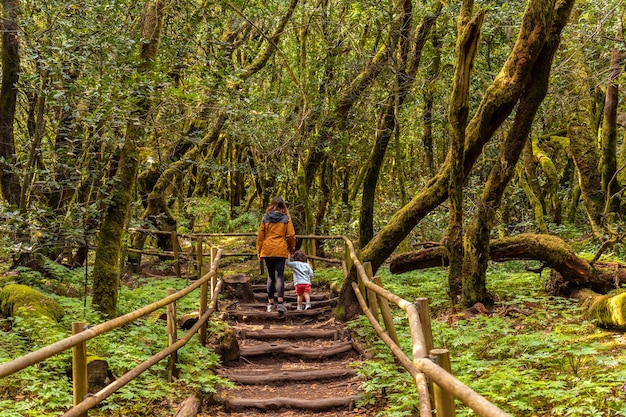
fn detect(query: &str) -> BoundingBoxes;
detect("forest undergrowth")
[1,256,625,417]
[350,262,626,417]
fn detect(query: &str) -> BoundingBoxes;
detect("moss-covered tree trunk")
[517,162,549,232]
[0,284,65,324]
[532,135,562,224]
[0,0,22,207]
[446,1,482,304]
[338,0,576,320]
[577,288,626,331]
[600,48,623,211]
[421,23,443,177]
[461,0,562,307]
[296,159,314,243]
[92,0,166,318]
[567,48,605,238]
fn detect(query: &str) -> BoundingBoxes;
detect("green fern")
[40,256,91,285]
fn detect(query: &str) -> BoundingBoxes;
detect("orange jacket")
[256,211,296,258]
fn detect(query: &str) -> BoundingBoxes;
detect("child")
[286,250,314,310]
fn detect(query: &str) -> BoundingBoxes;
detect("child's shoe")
[305,302,311,310]
[266,303,274,312]
[296,304,303,311]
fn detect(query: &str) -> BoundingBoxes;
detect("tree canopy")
[0,0,625,317]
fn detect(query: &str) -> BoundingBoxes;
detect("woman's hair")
[266,196,288,213]
[293,250,307,262]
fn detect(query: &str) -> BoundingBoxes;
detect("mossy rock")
[587,291,626,330]
[0,283,65,322]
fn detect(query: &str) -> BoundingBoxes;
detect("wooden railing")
[125,231,511,416]
[0,239,224,417]
[265,234,511,417]
[340,237,511,417]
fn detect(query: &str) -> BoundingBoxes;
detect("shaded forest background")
[0,0,625,319]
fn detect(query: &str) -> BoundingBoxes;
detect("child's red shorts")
[295,284,311,295]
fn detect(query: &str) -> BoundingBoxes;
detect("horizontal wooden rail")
[306,254,342,264]
[127,228,180,236]
[220,252,257,257]
[180,232,257,237]
[126,248,179,256]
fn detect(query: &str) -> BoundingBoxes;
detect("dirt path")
[199,280,379,417]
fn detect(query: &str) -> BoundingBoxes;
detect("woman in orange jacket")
[256,196,296,314]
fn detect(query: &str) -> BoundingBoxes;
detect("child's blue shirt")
[286,259,314,285]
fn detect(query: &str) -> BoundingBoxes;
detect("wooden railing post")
[71,322,88,417]
[196,237,203,280]
[415,298,436,407]
[309,238,317,271]
[166,288,178,381]
[414,298,434,353]
[430,348,456,417]
[199,279,208,346]
[374,276,399,345]
[344,241,353,275]
[210,246,219,298]
[171,231,181,278]
[363,262,380,321]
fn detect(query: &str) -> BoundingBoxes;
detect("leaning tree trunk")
[0,0,21,207]
[461,0,563,308]
[92,0,165,318]
[337,0,575,320]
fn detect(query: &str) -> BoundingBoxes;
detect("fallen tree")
[389,233,626,296]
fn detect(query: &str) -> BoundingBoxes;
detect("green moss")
[333,304,346,320]
[528,234,573,265]
[0,284,65,322]
[588,292,626,330]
